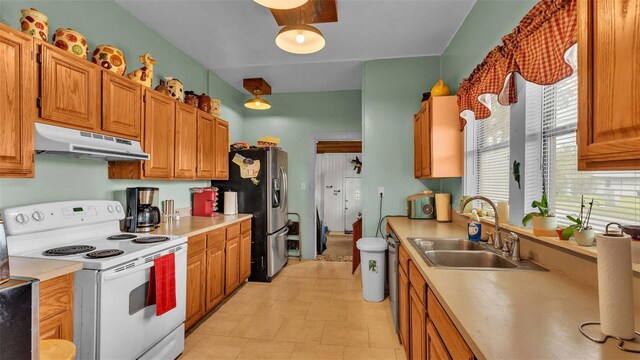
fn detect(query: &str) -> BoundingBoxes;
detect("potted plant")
[522,193,557,236]
[562,196,596,246]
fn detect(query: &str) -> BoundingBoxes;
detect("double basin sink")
[407,237,546,271]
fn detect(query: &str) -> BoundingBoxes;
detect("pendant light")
[275,23,325,54]
[254,0,309,10]
[244,89,271,110]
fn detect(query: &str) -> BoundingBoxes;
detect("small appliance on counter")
[193,187,219,217]
[125,187,161,232]
[407,191,435,219]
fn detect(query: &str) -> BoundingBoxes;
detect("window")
[541,73,640,230]
[474,95,511,212]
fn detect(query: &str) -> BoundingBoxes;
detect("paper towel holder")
[579,322,640,353]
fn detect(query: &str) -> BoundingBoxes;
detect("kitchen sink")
[424,250,517,269]
[409,237,485,251]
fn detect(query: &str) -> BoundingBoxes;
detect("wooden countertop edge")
[151,214,253,238]
[9,257,83,282]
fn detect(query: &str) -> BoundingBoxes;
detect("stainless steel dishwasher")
[387,230,400,333]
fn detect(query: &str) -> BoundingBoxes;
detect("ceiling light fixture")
[275,24,325,54]
[254,0,309,10]
[244,89,271,110]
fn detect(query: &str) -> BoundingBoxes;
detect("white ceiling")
[116,0,476,93]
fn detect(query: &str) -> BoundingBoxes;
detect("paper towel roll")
[435,193,451,222]
[596,232,636,339]
[224,192,238,215]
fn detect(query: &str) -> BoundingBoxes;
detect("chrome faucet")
[505,232,521,261]
[459,196,502,251]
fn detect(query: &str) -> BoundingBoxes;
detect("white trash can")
[356,237,388,302]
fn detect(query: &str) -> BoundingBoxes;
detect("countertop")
[387,216,640,360]
[150,214,253,238]
[9,257,83,282]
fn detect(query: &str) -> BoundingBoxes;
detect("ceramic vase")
[154,79,171,96]
[210,99,221,117]
[91,45,126,76]
[52,28,89,59]
[20,8,48,42]
[165,77,184,102]
[184,91,198,108]
[572,228,595,246]
[198,93,211,112]
[532,216,557,237]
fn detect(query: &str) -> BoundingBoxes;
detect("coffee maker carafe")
[125,187,161,232]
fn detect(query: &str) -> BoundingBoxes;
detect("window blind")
[475,95,511,212]
[542,73,640,231]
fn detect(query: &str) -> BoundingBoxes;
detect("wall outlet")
[301,182,307,190]
[378,187,384,196]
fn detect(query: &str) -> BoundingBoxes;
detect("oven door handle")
[103,262,155,282]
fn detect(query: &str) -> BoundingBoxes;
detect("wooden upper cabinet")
[414,113,422,178]
[215,119,230,180]
[102,71,142,141]
[420,102,432,177]
[174,103,197,179]
[577,0,640,170]
[38,42,100,131]
[196,112,216,179]
[143,89,175,178]
[0,24,35,178]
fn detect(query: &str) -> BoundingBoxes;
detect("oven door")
[97,245,187,359]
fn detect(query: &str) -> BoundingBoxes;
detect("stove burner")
[133,236,170,244]
[43,245,96,256]
[86,249,124,259]
[107,234,138,240]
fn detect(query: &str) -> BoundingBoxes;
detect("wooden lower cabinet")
[39,273,74,341]
[409,286,426,360]
[225,235,240,295]
[399,266,410,358]
[206,244,225,311]
[239,221,251,282]
[427,289,474,360]
[185,252,206,330]
[427,319,451,360]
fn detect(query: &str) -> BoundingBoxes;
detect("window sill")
[462,213,640,274]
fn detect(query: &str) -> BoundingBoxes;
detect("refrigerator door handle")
[280,166,287,212]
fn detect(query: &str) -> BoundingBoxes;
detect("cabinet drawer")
[427,289,474,360]
[399,243,410,274]
[188,233,206,257]
[241,219,251,234]
[409,261,426,305]
[207,228,225,248]
[226,223,240,240]
[40,274,73,321]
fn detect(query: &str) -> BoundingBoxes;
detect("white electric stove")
[2,200,188,360]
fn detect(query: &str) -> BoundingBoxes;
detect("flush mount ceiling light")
[254,0,309,10]
[243,78,272,110]
[275,24,325,54]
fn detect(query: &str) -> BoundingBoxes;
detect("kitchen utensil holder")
[579,321,640,353]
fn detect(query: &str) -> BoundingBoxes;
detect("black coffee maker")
[125,187,161,233]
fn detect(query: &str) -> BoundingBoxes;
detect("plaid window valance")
[457,0,578,130]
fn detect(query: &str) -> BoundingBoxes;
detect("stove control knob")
[115,205,123,213]
[32,211,45,222]
[107,205,114,213]
[15,213,29,224]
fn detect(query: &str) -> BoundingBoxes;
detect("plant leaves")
[522,212,536,227]
[562,225,578,239]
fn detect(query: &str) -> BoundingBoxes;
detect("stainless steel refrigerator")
[212,148,288,282]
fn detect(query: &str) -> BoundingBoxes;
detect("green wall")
[0,0,244,209]
[242,91,362,258]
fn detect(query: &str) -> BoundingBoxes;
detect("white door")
[321,155,345,232]
[344,177,362,232]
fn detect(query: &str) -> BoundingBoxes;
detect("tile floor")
[181,260,405,360]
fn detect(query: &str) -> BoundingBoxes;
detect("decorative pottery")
[165,77,184,102]
[154,79,171,96]
[184,91,199,108]
[198,93,212,112]
[572,228,595,246]
[430,79,451,97]
[126,53,156,88]
[20,8,48,41]
[556,228,569,240]
[532,216,557,237]
[210,99,221,117]
[52,28,89,59]
[421,92,431,103]
[91,45,126,76]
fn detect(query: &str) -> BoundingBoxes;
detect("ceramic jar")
[20,8,48,41]
[154,79,171,96]
[198,93,211,112]
[52,28,89,59]
[573,228,595,246]
[184,91,198,108]
[210,99,221,117]
[91,45,127,75]
[165,77,184,102]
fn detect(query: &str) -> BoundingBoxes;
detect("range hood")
[35,123,150,161]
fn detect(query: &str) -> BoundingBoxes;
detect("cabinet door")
[185,252,206,330]
[196,112,216,179]
[577,0,640,170]
[414,113,422,178]
[143,89,175,178]
[399,267,411,359]
[0,24,34,178]
[40,312,73,341]
[427,319,451,360]
[39,274,73,341]
[39,43,100,130]
[102,71,142,140]
[239,231,251,282]
[225,236,240,294]
[215,119,230,180]
[410,286,426,360]
[420,103,432,177]
[174,103,197,179]
[206,244,226,312]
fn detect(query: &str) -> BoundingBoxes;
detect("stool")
[40,339,76,360]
